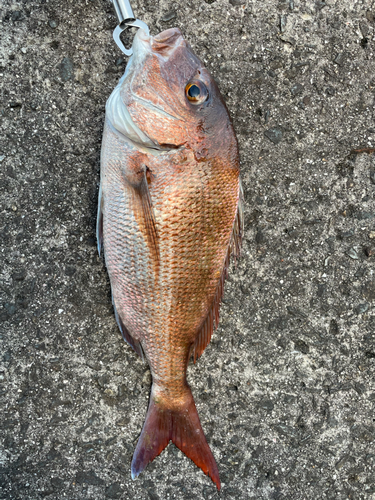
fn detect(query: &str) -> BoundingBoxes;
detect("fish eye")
[185,81,208,105]
[188,85,200,98]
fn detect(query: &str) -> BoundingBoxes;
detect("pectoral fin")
[123,161,160,265]
[133,170,160,264]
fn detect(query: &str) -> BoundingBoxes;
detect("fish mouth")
[134,27,186,57]
[153,28,182,43]
[152,28,185,52]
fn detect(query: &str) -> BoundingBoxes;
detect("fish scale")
[98,27,243,489]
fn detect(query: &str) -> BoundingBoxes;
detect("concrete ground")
[1,0,375,498]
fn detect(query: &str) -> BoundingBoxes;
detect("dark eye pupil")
[188,85,200,98]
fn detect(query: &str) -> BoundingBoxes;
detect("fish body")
[98,28,243,489]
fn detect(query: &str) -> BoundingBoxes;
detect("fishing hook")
[110,0,149,56]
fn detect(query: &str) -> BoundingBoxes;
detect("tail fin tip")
[130,466,140,481]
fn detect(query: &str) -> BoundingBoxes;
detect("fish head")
[121,28,238,159]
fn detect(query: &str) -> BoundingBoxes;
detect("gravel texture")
[1,0,375,499]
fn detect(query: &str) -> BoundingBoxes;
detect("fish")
[97,27,243,489]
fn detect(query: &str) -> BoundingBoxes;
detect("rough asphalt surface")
[1,0,375,499]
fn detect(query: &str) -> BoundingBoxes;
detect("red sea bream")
[97,27,243,489]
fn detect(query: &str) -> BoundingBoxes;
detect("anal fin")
[113,300,144,360]
[96,183,104,256]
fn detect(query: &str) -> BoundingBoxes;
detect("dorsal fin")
[193,191,244,362]
[193,251,229,363]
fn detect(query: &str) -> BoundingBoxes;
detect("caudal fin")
[131,384,220,489]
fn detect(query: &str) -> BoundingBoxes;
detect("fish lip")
[133,27,185,56]
[151,28,186,54]
[152,27,183,45]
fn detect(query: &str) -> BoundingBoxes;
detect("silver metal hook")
[110,0,149,56]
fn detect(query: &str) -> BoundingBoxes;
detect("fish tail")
[131,384,220,490]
